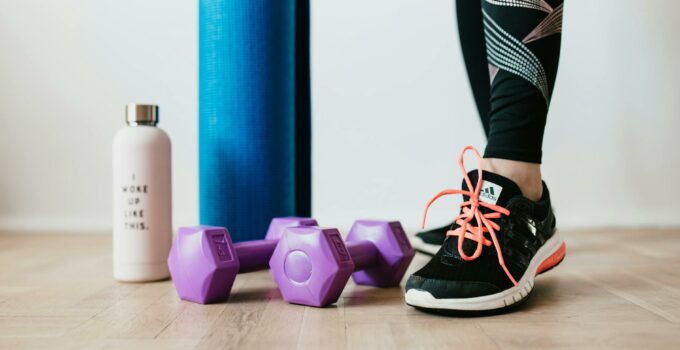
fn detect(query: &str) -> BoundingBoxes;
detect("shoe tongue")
[461,170,522,208]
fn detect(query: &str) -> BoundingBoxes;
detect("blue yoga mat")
[199,0,311,242]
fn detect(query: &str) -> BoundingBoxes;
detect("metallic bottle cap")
[126,104,159,126]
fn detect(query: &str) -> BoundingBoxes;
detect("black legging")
[456,0,563,163]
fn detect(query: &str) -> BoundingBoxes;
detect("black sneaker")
[405,157,565,314]
[412,222,453,256]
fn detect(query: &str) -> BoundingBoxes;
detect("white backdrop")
[0,0,679,233]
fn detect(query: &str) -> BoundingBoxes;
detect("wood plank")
[192,273,276,350]
[479,321,680,349]
[347,322,396,349]
[390,323,499,350]
[297,298,346,350]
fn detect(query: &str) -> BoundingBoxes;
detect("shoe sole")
[405,231,566,313]
[411,236,442,256]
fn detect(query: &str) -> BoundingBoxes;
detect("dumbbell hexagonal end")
[346,220,415,287]
[167,226,240,304]
[265,217,318,240]
[269,226,354,307]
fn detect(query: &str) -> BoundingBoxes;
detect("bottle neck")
[127,121,157,127]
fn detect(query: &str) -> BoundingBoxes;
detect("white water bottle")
[112,104,172,282]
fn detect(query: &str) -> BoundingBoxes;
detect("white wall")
[1,0,679,233]
[0,0,197,231]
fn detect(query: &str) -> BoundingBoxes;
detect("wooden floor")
[1,229,680,349]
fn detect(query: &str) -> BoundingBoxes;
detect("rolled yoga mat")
[199,0,311,242]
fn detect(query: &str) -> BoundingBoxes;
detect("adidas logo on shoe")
[479,181,503,204]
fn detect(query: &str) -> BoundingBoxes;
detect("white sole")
[405,232,564,312]
[411,236,442,256]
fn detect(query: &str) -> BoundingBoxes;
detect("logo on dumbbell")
[389,222,411,249]
[329,234,350,262]
[212,234,233,262]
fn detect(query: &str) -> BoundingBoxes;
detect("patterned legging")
[457,0,563,163]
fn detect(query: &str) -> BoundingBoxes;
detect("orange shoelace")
[421,145,518,286]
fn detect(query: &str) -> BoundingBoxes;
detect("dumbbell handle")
[234,239,279,273]
[345,240,379,270]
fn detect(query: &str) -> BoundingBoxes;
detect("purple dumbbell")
[167,217,317,304]
[269,220,415,307]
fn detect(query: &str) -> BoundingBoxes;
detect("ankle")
[483,158,543,201]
